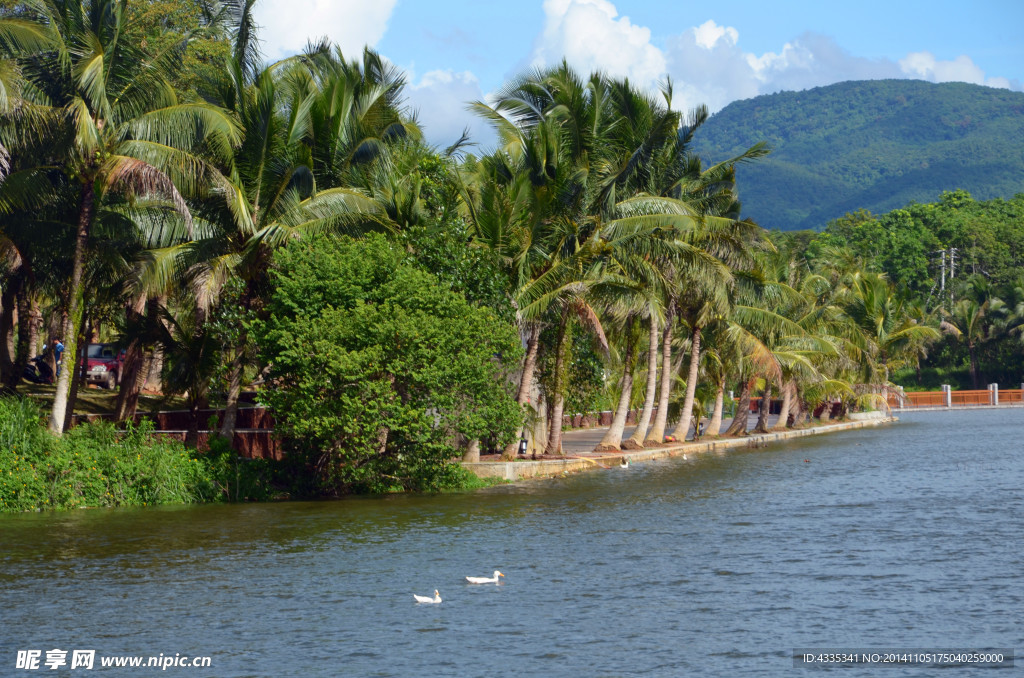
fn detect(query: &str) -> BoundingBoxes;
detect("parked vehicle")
[84,343,124,389]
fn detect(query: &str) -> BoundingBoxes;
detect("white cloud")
[693,20,738,50]
[407,70,497,151]
[523,1,1021,116]
[899,51,989,86]
[254,0,398,59]
[531,0,666,85]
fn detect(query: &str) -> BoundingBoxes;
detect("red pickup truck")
[84,343,124,389]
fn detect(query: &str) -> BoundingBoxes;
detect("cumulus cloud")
[531,0,666,84]
[693,20,738,51]
[254,0,397,59]
[406,70,497,151]
[898,52,1000,87]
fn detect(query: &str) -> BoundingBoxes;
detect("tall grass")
[0,396,220,512]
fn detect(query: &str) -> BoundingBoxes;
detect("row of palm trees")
[459,66,942,459]
[0,1,940,456]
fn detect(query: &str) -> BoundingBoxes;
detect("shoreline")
[464,414,898,482]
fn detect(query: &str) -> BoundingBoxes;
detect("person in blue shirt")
[53,338,64,377]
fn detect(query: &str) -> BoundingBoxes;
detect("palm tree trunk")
[595,322,635,451]
[531,393,547,457]
[544,313,570,456]
[13,288,34,388]
[0,272,20,387]
[792,396,808,427]
[462,439,480,463]
[516,325,541,405]
[502,325,541,460]
[50,183,93,435]
[62,306,90,432]
[114,302,149,422]
[644,315,674,445]
[218,290,251,441]
[114,343,144,422]
[25,295,41,362]
[705,377,725,437]
[671,325,701,440]
[771,380,793,430]
[754,382,772,433]
[968,342,980,389]
[143,345,164,392]
[218,345,245,439]
[724,380,751,436]
[623,316,658,449]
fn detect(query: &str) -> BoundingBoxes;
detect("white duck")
[465,570,505,584]
[413,590,442,604]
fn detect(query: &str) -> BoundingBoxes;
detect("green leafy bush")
[203,434,281,502]
[1,397,220,512]
[255,233,523,494]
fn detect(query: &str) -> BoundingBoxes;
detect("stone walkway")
[557,413,780,455]
[464,414,887,481]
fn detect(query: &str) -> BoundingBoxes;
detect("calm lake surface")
[2,409,1021,676]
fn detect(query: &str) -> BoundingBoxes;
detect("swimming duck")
[413,590,442,603]
[465,571,504,584]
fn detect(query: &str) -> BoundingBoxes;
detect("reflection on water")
[2,410,1022,676]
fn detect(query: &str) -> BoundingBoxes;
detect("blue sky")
[253,0,1024,148]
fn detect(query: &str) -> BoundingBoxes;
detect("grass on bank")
[17,383,189,416]
[1,393,508,513]
[0,396,278,513]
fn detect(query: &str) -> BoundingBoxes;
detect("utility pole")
[934,249,947,293]
[939,249,946,293]
[949,247,957,303]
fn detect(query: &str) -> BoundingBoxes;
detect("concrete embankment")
[463,413,897,482]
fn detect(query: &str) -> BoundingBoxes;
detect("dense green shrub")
[203,435,281,502]
[255,233,523,494]
[1,397,220,512]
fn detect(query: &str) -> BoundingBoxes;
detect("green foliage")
[0,397,219,512]
[254,233,523,495]
[536,317,612,423]
[202,434,280,502]
[692,80,1024,231]
[772,189,1024,388]
[124,0,232,101]
[394,151,513,319]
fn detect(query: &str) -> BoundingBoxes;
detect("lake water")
[2,409,1021,676]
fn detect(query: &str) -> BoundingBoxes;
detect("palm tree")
[148,19,410,439]
[942,288,998,389]
[839,272,940,390]
[468,66,674,457]
[2,0,239,434]
[155,301,220,447]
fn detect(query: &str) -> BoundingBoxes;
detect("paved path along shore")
[557,413,780,455]
[466,413,888,482]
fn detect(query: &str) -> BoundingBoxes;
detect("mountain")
[690,80,1024,231]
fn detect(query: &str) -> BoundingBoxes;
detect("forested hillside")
[692,80,1024,231]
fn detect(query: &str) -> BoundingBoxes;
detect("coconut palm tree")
[144,14,412,439]
[1,0,240,433]
[839,271,940,390]
[468,67,678,456]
